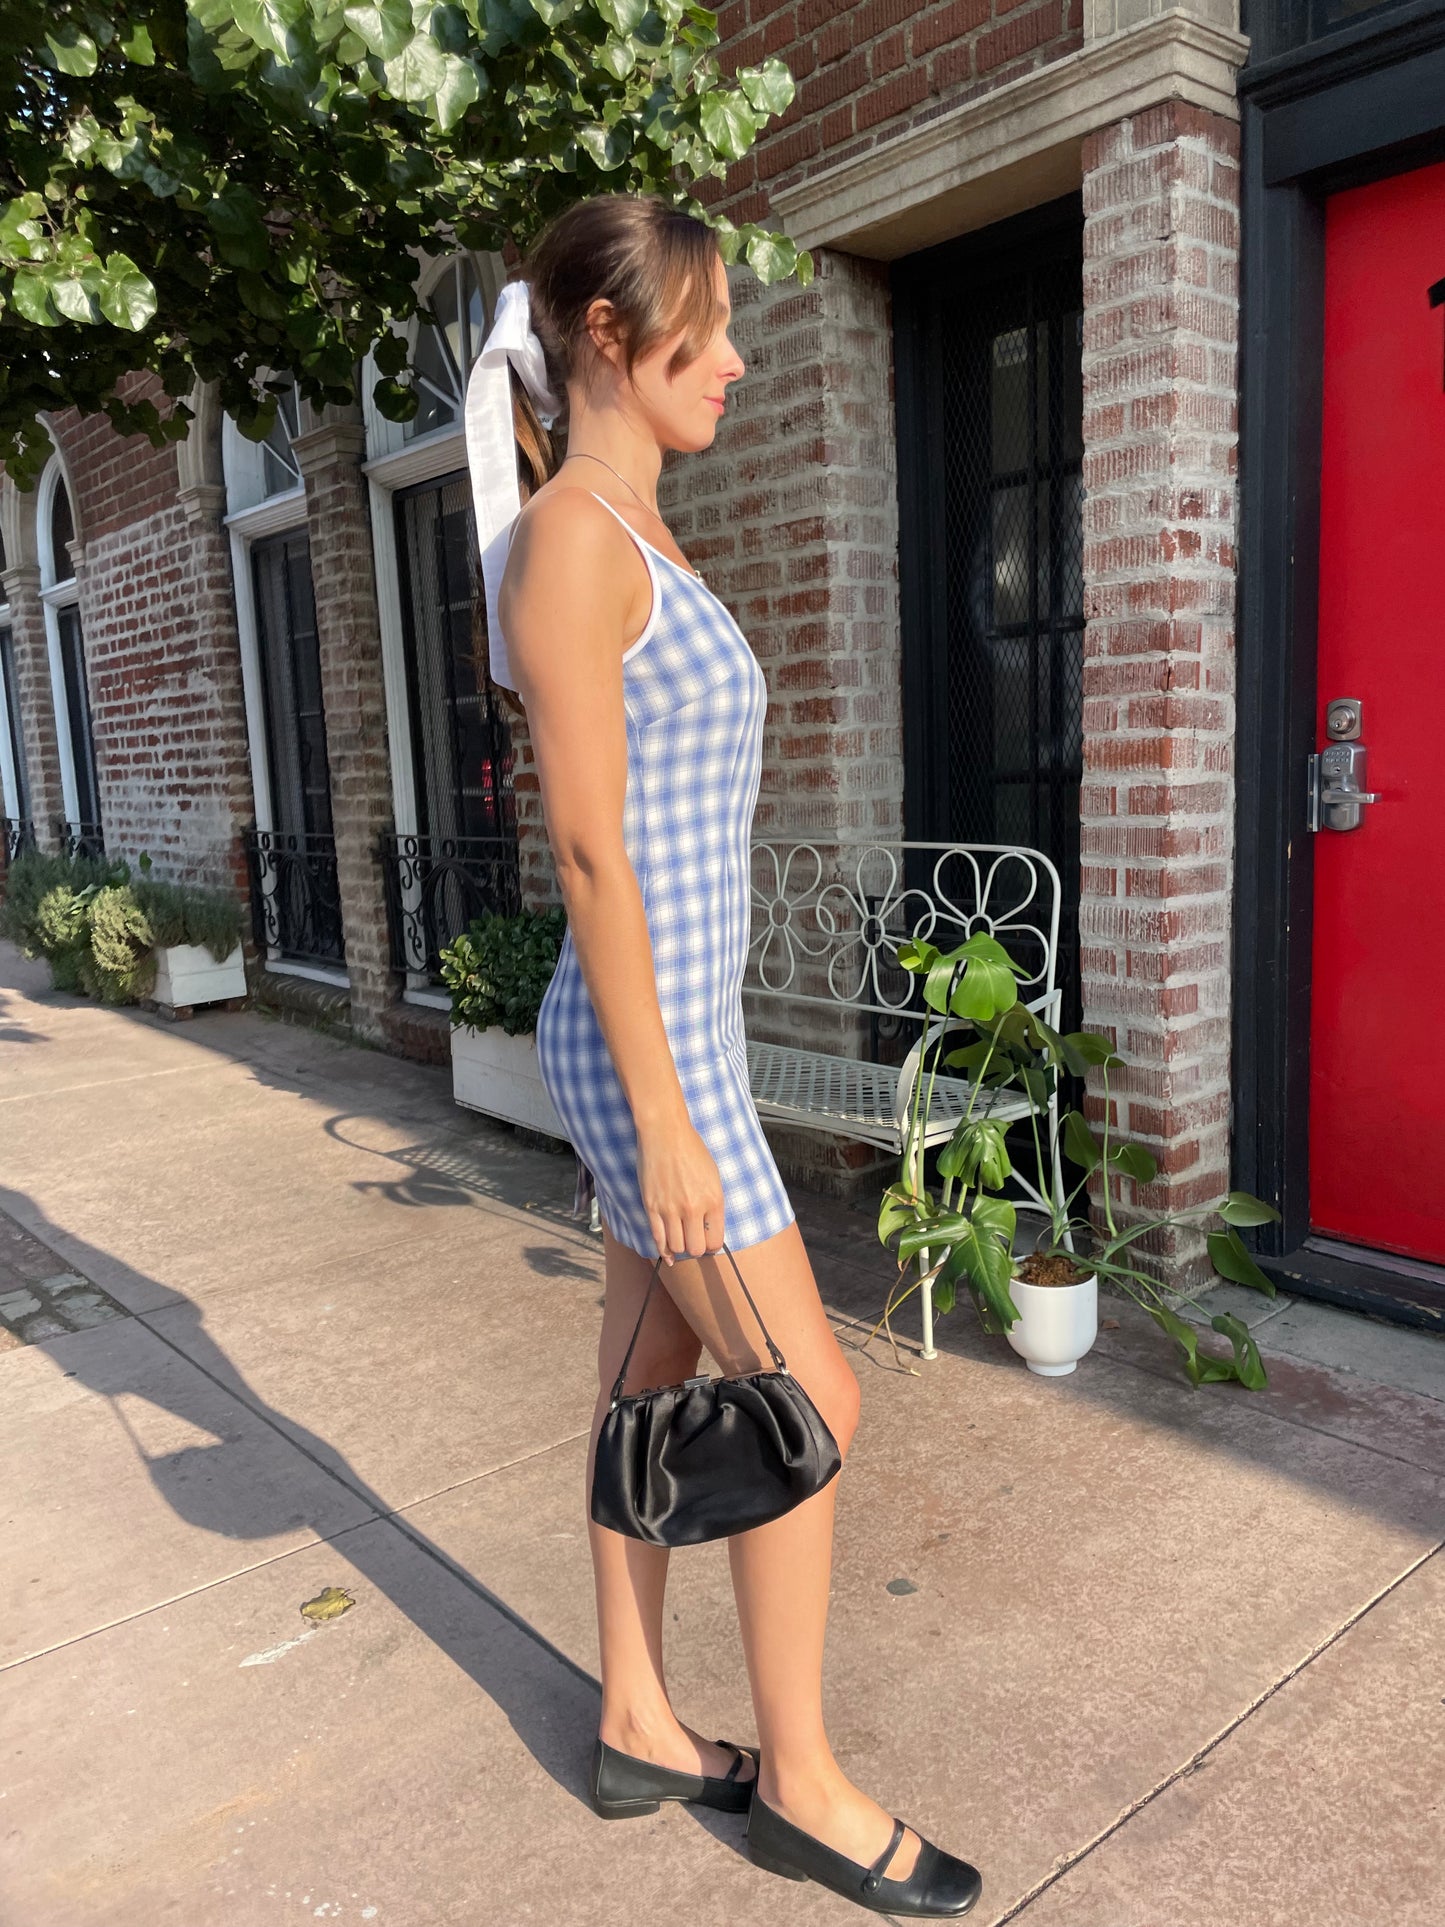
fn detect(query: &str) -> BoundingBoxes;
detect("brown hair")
[487,195,722,721]
[508,193,724,496]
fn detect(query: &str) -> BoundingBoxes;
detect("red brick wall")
[42,388,254,890]
[712,0,1084,222]
[73,503,253,889]
[1077,102,1241,1277]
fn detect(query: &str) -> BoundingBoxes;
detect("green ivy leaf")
[735,55,793,116]
[236,270,289,320]
[11,272,62,327]
[381,32,447,101]
[745,230,797,284]
[52,274,103,324]
[206,185,271,271]
[596,0,648,29]
[429,53,482,129]
[0,195,49,264]
[120,22,157,63]
[698,88,756,162]
[44,23,101,75]
[577,120,632,170]
[98,255,158,330]
[342,0,414,58]
[232,0,307,59]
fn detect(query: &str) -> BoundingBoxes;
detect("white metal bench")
[745,840,1066,1358]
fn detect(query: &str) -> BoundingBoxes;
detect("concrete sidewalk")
[1,940,1441,1927]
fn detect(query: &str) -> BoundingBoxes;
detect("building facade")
[1,0,1440,1321]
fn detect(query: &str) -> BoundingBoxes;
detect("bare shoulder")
[505,482,630,585]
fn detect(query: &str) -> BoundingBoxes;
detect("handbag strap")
[608,1242,788,1408]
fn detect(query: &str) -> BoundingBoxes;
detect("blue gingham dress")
[532,493,796,1257]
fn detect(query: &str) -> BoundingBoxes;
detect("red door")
[1310,160,1445,1264]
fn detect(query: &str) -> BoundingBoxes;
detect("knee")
[809,1353,861,1460]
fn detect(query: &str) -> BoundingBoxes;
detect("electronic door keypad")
[1309,698,1381,831]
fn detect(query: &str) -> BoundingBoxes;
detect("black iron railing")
[379,830,521,980]
[56,818,104,860]
[2,817,36,865]
[243,827,346,969]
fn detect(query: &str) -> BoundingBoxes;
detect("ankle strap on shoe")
[862,1819,907,1894]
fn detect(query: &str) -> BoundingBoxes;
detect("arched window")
[37,455,102,852]
[0,500,31,843]
[261,381,302,496]
[224,376,304,519]
[407,254,488,441]
[42,469,76,589]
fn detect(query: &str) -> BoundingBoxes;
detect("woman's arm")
[500,489,725,1262]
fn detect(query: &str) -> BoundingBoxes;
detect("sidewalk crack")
[991,1539,1444,1924]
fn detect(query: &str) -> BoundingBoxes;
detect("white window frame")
[37,457,89,831]
[361,247,506,1006]
[0,590,21,823]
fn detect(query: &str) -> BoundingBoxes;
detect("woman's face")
[587,252,745,453]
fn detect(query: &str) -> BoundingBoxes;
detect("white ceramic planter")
[451,1023,566,1139]
[1005,1270,1099,1377]
[152,942,247,1012]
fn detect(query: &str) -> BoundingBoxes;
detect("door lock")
[1308,698,1380,832]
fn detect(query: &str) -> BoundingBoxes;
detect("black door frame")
[893,194,1086,1032]
[1234,1,1445,1328]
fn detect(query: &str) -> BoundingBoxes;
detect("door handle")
[1308,745,1380,832]
[1309,697,1382,833]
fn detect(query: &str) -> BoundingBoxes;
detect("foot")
[598,1709,757,1788]
[757,1767,923,1883]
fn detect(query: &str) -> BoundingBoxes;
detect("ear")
[583,297,626,372]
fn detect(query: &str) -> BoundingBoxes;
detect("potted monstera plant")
[438,906,567,1137]
[876,931,1281,1389]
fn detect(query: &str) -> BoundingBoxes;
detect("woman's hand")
[636,1119,725,1263]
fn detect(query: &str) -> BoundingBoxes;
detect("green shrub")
[0,847,241,1002]
[33,883,93,993]
[439,906,567,1036]
[0,849,125,955]
[80,885,157,1004]
[132,877,242,961]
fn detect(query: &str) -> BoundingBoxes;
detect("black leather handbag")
[590,1242,843,1547]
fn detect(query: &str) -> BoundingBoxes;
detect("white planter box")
[152,943,247,1012]
[1005,1271,1099,1377]
[451,1023,566,1139]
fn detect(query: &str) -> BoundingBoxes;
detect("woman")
[480,193,981,1918]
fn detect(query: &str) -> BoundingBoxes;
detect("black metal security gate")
[383,471,520,977]
[895,197,1086,1029]
[243,528,344,967]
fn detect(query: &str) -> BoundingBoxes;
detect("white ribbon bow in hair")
[464,278,563,692]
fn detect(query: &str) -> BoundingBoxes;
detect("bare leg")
[588,1223,754,1783]
[597,1219,923,1880]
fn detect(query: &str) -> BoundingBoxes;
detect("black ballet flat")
[746,1793,983,1917]
[588,1735,758,1820]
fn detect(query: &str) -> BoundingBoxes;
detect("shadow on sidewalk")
[0,1183,744,1859]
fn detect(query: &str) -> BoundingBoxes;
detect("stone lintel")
[771,12,1250,260]
[290,421,369,477]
